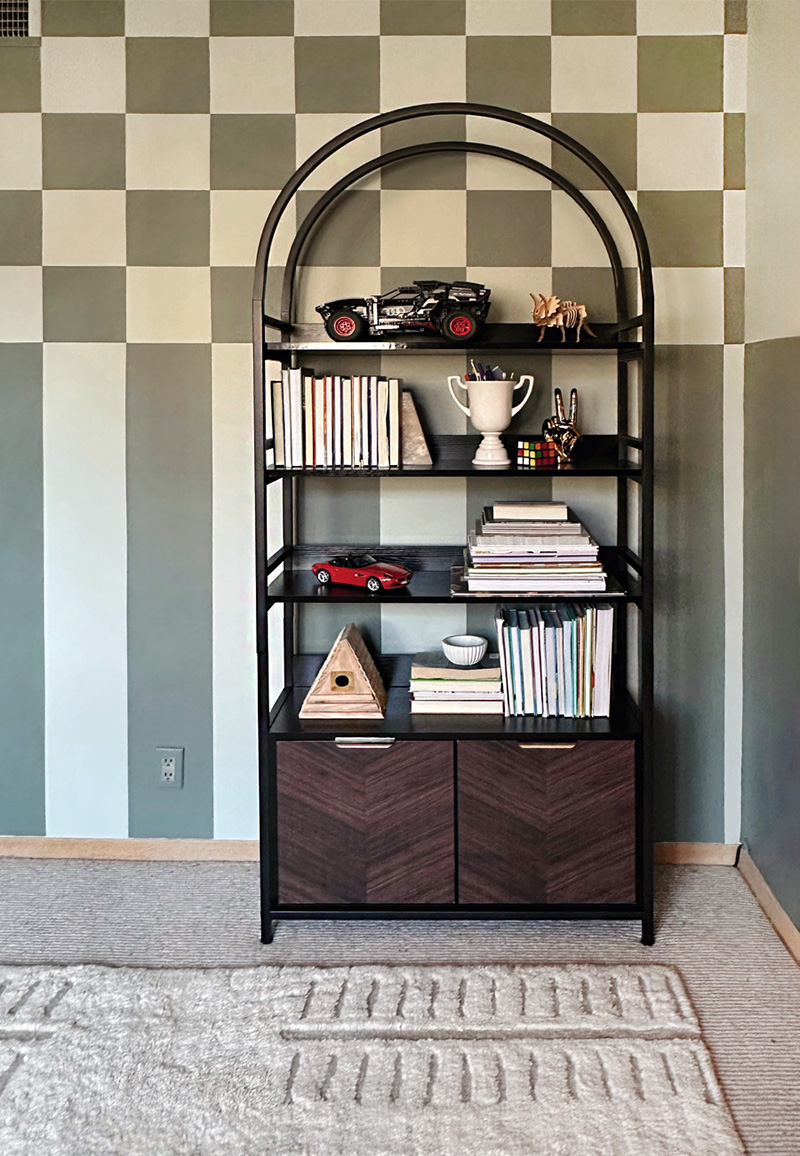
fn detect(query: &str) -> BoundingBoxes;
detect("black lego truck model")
[316,280,492,344]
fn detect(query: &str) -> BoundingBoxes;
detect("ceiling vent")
[0,1,29,37]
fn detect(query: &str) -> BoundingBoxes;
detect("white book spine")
[324,375,333,467]
[352,377,361,467]
[378,378,390,469]
[369,376,379,466]
[342,377,352,467]
[333,376,342,467]
[314,378,325,468]
[361,375,370,467]
[388,378,400,467]
[303,374,314,468]
[520,620,534,716]
[289,367,304,471]
[496,611,511,717]
[281,369,293,468]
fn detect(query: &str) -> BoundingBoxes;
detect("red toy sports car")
[312,554,412,593]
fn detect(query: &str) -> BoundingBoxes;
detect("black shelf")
[265,321,642,356]
[266,544,640,604]
[253,102,656,946]
[269,685,640,740]
[266,434,641,480]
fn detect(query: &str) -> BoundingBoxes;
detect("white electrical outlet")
[157,747,184,789]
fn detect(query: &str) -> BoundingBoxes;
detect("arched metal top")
[280,139,629,327]
[253,101,654,344]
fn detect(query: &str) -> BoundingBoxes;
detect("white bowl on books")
[442,634,488,667]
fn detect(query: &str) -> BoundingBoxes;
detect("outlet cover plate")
[157,747,184,789]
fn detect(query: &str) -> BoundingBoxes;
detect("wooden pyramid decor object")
[299,623,388,719]
[401,391,433,467]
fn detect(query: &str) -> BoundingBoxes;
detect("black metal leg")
[641,915,654,946]
[261,915,275,945]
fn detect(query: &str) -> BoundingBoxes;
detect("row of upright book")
[270,367,401,469]
[454,500,607,595]
[495,603,614,718]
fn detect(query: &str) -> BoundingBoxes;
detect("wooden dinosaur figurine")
[530,293,597,343]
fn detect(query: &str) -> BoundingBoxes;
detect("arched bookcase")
[252,102,655,945]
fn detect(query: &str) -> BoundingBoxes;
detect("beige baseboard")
[654,841,739,866]
[2,836,736,866]
[738,848,800,964]
[0,837,260,861]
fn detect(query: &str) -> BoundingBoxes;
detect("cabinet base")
[261,905,652,944]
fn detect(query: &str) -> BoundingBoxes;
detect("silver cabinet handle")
[518,743,577,751]
[334,737,395,750]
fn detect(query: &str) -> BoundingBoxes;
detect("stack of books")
[270,368,401,469]
[495,604,614,717]
[409,651,504,715]
[452,500,607,595]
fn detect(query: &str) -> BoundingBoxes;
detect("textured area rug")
[0,963,743,1155]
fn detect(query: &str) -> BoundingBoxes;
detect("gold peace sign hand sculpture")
[542,387,581,463]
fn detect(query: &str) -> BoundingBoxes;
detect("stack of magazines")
[495,604,614,717]
[409,652,504,715]
[452,500,607,595]
[270,367,401,469]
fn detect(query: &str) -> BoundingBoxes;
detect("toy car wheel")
[438,308,480,343]
[316,568,331,584]
[365,576,382,593]
[325,308,367,342]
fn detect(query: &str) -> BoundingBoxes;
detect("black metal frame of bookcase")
[252,102,655,946]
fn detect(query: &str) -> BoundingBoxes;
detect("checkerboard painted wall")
[0,0,747,841]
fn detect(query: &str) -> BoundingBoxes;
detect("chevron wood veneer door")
[458,741,636,905]
[276,741,454,904]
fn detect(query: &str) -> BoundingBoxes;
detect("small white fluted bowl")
[442,634,488,667]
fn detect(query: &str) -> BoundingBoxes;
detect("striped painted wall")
[0,0,746,841]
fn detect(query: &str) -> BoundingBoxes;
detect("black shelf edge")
[268,686,640,740]
[264,321,642,355]
[265,433,642,480]
[270,906,645,920]
[266,544,641,604]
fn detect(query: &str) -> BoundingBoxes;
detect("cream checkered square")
[654,267,724,344]
[0,114,42,189]
[637,0,724,36]
[380,37,466,109]
[43,191,126,266]
[466,0,551,35]
[380,190,467,266]
[125,0,209,36]
[127,266,211,342]
[552,190,639,268]
[638,114,723,191]
[467,266,551,322]
[724,34,747,113]
[724,190,745,266]
[41,38,126,114]
[211,190,296,267]
[295,113,382,191]
[551,37,637,113]
[210,38,295,114]
[294,0,380,36]
[294,265,381,324]
[126,115,211,190]
[0,267,42,341]
[465,113,552,190]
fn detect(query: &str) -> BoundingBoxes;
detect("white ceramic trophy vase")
[447,375,534,468]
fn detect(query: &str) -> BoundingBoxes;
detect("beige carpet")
[0,962,744,1155]
[1,861,799,1153]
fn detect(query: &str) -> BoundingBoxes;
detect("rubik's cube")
[517,439,558,468]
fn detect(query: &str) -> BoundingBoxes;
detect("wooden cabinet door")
[276,740,454,904]
[457,740,636,905]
